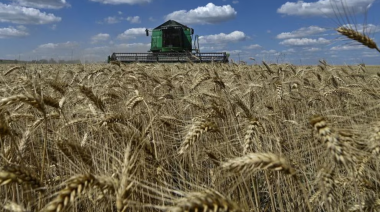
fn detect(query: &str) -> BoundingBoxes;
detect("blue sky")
[0,0,379,64]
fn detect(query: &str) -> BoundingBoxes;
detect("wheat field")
[0,61,380,211]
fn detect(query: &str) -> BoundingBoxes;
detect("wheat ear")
[337,27,380,53]
[168,190,242,212]
[309,115,351,165]
[4,66,22,76]
[243,118,264,154]
[42,174,115,212]
[221,152,296,176]
[315,165,336,205]
[178,117,217,155]
[0,164,42,189]
[3,200,28,212]
[369,122,380,155]
[79,85,105,112]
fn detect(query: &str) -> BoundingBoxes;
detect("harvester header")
[109,20,229,63]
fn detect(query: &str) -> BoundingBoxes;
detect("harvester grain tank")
[110,20,229,63]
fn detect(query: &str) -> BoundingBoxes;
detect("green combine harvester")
[109,20,229,63]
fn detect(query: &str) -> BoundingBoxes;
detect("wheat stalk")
[56,140,93,168]
[0,110,11,137]
[116,145,135,212]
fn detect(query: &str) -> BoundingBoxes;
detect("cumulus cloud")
[244,44,262,49]
[82,43,150,61]
[85,43,150,54]
[0,26,29,38]
[91,33,110,44]
[362,52,379,57]
[90,0,151,5]
[277,0,374,17]
[306,47,322,52]
[35,41,78,51]
[276,26,327,39]
[199,31,247,44]
[126,16,141,24]
[284,48,296,53]
[117,28,146,39]
[280,38,330,46]
[165,3,237,25]
[330,45,365,51]
[9,0,70,9]
[101,16,120,24]
[0,3,61,24]
[261,50,277,54]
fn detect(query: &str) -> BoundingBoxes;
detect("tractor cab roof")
[154,20,190,30]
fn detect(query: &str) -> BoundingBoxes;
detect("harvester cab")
[109,20,229,63]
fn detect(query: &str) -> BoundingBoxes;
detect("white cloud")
[35,41,78,50]
[306,47,322,52]
[90,0,151,5]
[276,26,327,39]
[118,11,123,15]
[91,33,110,44]
[232,1,239,4]
[261,50,277,54]
[199,31,247,44]
[0,26,28,38]
[84,43,150,54]
[117,28,146,39]
[284,48,296,53]
[115,43,150,51]
[126,16,141,24]
[101,16,120,24]
[82,43,151,61]
[28,41,79,60]
[0,3,61,24]
[16,25,27,31]
[244,44,262,49]
[280,38,330,46]
[165,3,237,25]
[9,0,70,9]
[277,0,374,17]
[362,52,379,57]
[330,45,365,51]
[227,50,242,54]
